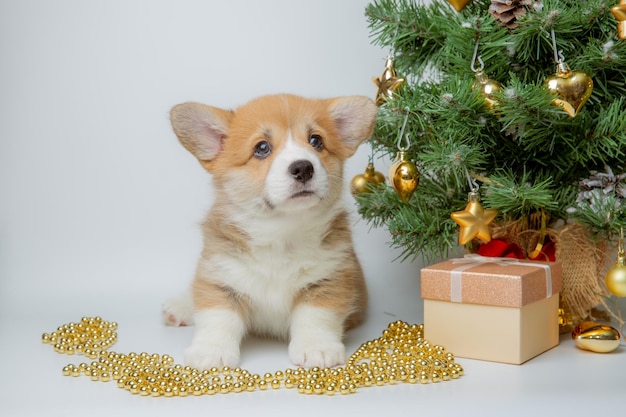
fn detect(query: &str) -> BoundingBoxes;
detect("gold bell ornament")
[572,321,621,353]
[605,228,626,297]
[543,29,593,117]
[611,0,626,40]
[373,56,405,106]
[470,42,502,110]
[451,189,498,246]
[350,161,386,197]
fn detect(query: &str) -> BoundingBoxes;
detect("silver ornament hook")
[396,109,411,151]
[549,28,565,64]
[464,167,479,193]
[470,40,485,73]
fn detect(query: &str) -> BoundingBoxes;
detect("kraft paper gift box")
[420,255,562,364]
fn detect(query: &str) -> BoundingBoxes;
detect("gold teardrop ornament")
[544,62,593,117]
[472,71,502,109]
[350,162,386,196]
[572,321,621,353]
[388,151,419,203]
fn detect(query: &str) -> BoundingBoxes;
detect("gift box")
[420,255,562,364]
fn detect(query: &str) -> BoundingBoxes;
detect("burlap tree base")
[490,220,621,327]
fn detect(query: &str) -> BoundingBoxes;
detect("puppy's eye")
[253,141,272,159]
[309,134,324,152]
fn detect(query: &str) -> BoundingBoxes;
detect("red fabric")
[477,238,556,262]
[477,239,524,259]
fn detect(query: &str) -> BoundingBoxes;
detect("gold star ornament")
[612,0,626,40]
[446,0,472,12]
[373,56,405,106]
[450,192,498,245]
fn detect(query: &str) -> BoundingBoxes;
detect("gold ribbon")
[528,209,547,259]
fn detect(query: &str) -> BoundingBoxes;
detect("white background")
[1,1,625,416]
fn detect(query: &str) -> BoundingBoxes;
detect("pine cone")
[489,0,541,30]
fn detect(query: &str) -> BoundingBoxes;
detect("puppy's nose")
[289,160,314,183]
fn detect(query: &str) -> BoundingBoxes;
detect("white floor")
[3,270,625,417]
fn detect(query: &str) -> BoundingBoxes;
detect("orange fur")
[166,94,377,368]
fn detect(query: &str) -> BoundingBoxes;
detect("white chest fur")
[198,206,350,338]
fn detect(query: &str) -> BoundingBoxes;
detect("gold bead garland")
[43,317,463,397]
[41,316,118,359]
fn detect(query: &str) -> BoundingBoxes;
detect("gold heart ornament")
[544,63,593,117]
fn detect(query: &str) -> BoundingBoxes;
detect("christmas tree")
[357,0,626,323]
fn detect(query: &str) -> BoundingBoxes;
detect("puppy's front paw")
[184,343,240,370]
[288,340,346,368]
[162,294,194,326]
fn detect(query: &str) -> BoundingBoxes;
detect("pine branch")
[359,0,626,260]
[571,194,626,240]
[481,169,561,218]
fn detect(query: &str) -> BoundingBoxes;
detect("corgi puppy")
[163,94,378,370]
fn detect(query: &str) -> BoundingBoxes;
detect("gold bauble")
[472,71,502,109]
[388,151,419,202]
[544,62,593,117]
[606,251,626,297]
[350,162,385,196]
[572,321,621,353]
[445,0,472,12]
[350,174,371,196]
[364,162,386,185]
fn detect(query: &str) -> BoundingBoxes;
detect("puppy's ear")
[326,96,378,157]
[170,102,233,169]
